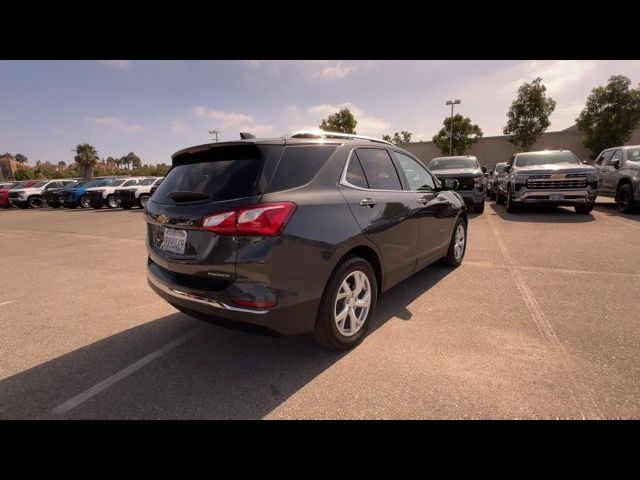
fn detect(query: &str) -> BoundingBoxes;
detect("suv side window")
[354,149,402,191]
[123,179,138,187]
[595,150,613,166]
[345,153,369,189]
[392,151,436,191]
[267,145,337,193]
[607,149,623,166]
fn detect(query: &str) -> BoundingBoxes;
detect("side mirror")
[611,159,620,169]
[505,165,512,173]
[441,178,459,190]
[481,166,487,174]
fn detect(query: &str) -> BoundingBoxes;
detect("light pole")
[209,130,219,142]
[445,99,461,156]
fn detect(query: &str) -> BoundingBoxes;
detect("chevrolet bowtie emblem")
[551,173,565,180]
[157,215,169,225]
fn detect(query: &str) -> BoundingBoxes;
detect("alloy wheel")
[454,224,466,261]
[334,270,371,337]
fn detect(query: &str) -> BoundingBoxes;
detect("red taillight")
[201,202,296,236]
[232,299,278,309]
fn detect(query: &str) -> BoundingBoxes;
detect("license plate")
[549,193,564,201]
[161,227,187,254]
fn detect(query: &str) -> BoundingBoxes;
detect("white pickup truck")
[113,177,163,209]
[8,179,77,209]
[84,178,141,209]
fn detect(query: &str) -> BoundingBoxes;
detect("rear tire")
[443,216,467,267]
[474,201,485,214]
[80,196,91,208]
[575,205,594,214]
[138,195,149,209]
[28,196,44,208]
[496,190,505,204]
[615,184,637,213]
[313,256,377,351]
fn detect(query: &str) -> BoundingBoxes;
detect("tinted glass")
[596,150,614,166]
[122,179,138,187]
[139,178,156,185]
[393,152,435,191]
[608,149,623,165]
[345,155,369,188]
[515,151,580,166]
[154,154,262,204]
[267,145,337,193]
[31,181,47,188]
[355,149,402,190]
[495,164,506,173]
[428,158,479,170]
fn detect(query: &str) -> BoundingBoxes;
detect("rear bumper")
[513,189,597,205]
[147,260,318,335]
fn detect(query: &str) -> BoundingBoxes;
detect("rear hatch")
[145,141,284,288]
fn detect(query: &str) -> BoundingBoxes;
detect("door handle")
[359,198,376,207]
[417,197,429,204]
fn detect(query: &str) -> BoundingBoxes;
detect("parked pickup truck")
[9,179,77,208]
[114,177,163,209]
[60,179,111,208]
[85,178,141,209]
[427,155,487,213]
[593,145,640,213]
[497,150,598,213]
[1,181,27,208]
[43,180,80,208]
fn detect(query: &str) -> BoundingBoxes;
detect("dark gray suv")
[145,132,467,350]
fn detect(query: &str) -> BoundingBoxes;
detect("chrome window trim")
[339,146,438,194]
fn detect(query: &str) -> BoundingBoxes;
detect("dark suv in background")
[146,131,467,350]
[427,156,486,213]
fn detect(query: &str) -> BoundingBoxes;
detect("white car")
[8,179,77,209]
[113,177,163,209]
[84,178,141,209]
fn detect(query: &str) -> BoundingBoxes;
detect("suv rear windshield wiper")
[168,191,211,201]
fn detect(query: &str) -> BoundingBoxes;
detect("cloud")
[244,60,361,80]
[304,102,392,137]
[309,61,357,79]
[169,107,275,140]
[88,116,147,134]
[99,60,132,70]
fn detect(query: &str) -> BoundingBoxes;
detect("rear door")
[145,142,284,280]
[339,147,419,289]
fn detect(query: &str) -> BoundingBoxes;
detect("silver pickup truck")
[593,145,640,213]
[496,150,598,214]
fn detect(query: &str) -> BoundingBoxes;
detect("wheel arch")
[330,245,383,295]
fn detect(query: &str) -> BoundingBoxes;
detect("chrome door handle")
[359,198,376,207]
[417,197,429,204]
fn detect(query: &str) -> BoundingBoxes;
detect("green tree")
[58,161,66,169]
[319,108,357,134]
[14,167,35,180]
[15,153,28,164]
[126,152,142,169]
[576,75,640,159]
[432,114,483,155]
[503,77,556,151]
[383,131,413,144]
[73,143,99,180]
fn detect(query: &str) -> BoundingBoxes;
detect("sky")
[2,60,640,166]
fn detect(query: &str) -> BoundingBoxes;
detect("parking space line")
[596,212,640,232]
[0,301,14,307]
[487,215,602,420]
[0,229,143,243]
[52,326,204,415]
[464,260,640,279]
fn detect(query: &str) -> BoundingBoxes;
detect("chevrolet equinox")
[146,131,468,349]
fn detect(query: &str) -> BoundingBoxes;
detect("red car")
[0,180,39,208]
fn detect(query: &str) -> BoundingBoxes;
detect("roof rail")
[285,129,392,145]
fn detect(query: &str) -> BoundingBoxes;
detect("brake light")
[232,299,278,309]
[201,202,296,236]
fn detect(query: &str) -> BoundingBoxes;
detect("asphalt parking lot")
[1,199,639,419]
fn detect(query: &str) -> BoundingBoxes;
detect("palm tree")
[73,143,99,181]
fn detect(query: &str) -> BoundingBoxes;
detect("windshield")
[428,158,479,170]
[61,182,79,190]
[139,178,156,185]
[515,152,580,167]
[1,182,20,189]
[627,148,640,162]
[31,181,47,188]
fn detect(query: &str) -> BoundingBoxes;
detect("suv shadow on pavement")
[594,202,640,224]
[0,265,453,419]
[487,200,595,223]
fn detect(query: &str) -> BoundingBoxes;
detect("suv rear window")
[267,145,337,193]
[153,144,264,204]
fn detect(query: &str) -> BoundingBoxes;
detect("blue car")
[60,179,111,208]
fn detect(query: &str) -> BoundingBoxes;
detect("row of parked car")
[0,176,164,210]
[483,144,640,214]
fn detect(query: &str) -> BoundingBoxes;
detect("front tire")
[575,205,594,214]
[80,196,91,208]
[443,216,467,267]
[474,201,485,214]
[313,256,377,350]
[28,196,44,208]
[106,195,118,209]
[615,184,637,213]
[138,195,149,209]
[506,187,519,213]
